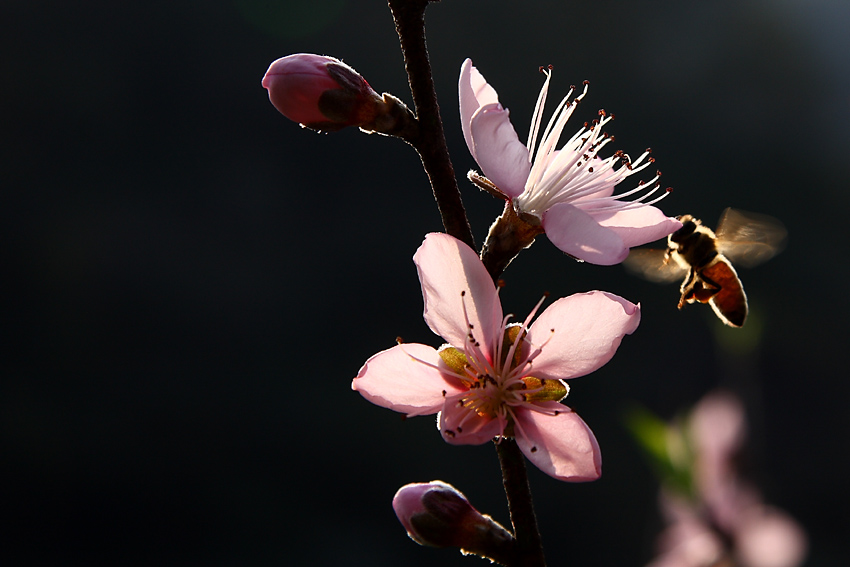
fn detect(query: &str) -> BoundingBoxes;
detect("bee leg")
[678,269,697,309]
[699,272,721,291]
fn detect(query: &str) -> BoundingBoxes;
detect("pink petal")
[468,103,530,197]
[735,507,808,567]
[525,291,640,380]
[413,233,503,355]
[649,521,724,567]
[262,54,343,125]
[542,203,629,265]
[439,400,504,445]
[514,402,601,481]
[352,343,465,417]
[588,203,682,247]
[691,390,747,460]
[459,59,500,161]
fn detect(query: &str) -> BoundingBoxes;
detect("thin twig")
[388,2,545,565]
[496,439,548,567]
[387,0,475,250]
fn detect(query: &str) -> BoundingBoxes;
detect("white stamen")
[514,70,671,218]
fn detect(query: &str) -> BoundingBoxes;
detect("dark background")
[3,1,848,565]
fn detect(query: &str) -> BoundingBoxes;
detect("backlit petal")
[514,403,601,482]
[352,343,464,417]
[469,103,530,198]
[439,401,503,445]
[735,507,808,567]
[414,233,502,355]
[542,203,628,265]
[526,291,640,380]
[588,203,682,247]
[459,59,500,160]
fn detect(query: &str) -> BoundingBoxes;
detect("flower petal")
[588,203,682,247]
[439,400,504,445]
[414,233,502,355]
[542,202,629,265]
[352,343,465,417]
[735,507,808,567]
[691,391,747,467]
[459,59,500,161]
[514,402,601,481]
[526,291,640,380]
[468,104,530,198]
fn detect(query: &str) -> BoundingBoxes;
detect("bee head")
[669,215,700,245]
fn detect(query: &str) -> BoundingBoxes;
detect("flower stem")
[482,208,546,566]
[496,439,548,567]
[481,202,545,277]
[388,2,544,565]
[387,0,475,250]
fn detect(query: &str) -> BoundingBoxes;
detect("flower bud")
[261,53,381,132]
[393,481,515,562]
[262,53,418,137]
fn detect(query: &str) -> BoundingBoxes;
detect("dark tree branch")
[496,439,548,567]
[387,0,475,250]
[388,2,545,565]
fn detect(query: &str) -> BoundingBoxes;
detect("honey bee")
[624,208,787,327]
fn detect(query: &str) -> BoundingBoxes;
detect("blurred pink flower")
[352,233,641,481]
[459,59,681,265]
[648,392,807,567]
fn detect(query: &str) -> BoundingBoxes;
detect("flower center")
[438,318,568,423]
[515,67,671,218]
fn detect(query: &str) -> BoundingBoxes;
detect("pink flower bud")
[262,53,382,132]
[393,481,514,562]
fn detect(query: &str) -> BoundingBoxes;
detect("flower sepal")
[468,170,510,201]
[480,201,545,276]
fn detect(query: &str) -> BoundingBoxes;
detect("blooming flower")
[459,59,681,265]
[352,233,641,481]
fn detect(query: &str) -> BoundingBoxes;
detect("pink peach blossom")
[352,233,641,481]
[459,59,681,265]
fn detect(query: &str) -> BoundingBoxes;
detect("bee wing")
[623,248,688,283]
[715,207,788,268]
